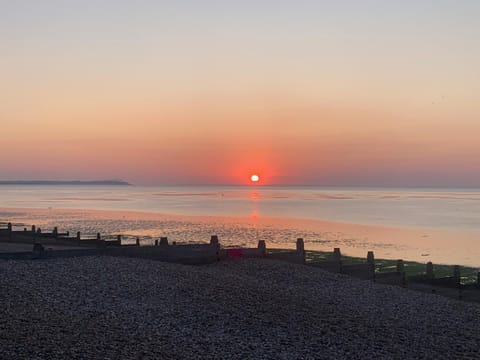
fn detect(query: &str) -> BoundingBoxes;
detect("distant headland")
[0,180,132,186]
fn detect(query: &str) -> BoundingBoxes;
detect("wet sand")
[1,207,480,266]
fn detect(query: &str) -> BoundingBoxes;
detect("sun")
[250,174,260,183]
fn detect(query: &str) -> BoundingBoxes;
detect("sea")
[1,185,480,267]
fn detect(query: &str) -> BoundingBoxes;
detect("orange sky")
[1,1,480,186]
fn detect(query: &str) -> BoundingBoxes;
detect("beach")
[2,203,480,267]
[1,256,479,359]
[2,185,480,267]
[5,1,480,358]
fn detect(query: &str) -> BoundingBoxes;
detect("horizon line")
[2,179,480,189]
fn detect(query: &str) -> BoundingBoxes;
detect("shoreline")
[1,206,480,267]
[0,237,477,284]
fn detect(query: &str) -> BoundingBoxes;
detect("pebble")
[0,257,479,359]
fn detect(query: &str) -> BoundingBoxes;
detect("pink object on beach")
[227,249,243,258]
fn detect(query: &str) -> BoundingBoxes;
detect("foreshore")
[1,256,479,359]
[2,206,480,267]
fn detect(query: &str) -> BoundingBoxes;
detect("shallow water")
[1,185,480,267]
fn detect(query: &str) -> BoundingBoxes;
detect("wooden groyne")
[1,222,479,302]
[0,223,122,248]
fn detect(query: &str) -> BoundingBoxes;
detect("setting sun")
[250,174,260,183]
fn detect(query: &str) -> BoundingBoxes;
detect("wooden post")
[331,248,342,272]
[160,237,168,246]
[257,240,266,256]
[210,235,219,247]
[367,251,375,266]
[96,233,103,248]
[426,262,434,279]
[397,260,406,287]
[333,248,341,262]
[453,265,461,284]
[136,237,140,246]
[7,222,12,241]
[117,235,121,245]
[396,259,404,273]
[452,265,462,298]
[37,228,41,234]
[154,239,159,246]
[31,225,36,233]
[53,227,58,239]
[296,238,305,264]
[296,238,304,252]
[76,231,81,244]
[367,251,375,280]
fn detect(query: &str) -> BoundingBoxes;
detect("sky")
[1,0,480,186]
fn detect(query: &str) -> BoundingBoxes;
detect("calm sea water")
[1,185,480,266]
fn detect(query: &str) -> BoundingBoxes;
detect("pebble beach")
[1,257,479,359]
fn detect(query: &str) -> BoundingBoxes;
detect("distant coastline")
[0,180,131,186]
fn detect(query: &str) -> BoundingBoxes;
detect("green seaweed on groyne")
[303,250,479,284]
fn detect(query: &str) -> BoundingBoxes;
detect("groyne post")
[31,225,36,234]
[160,237,168,246]
[367,251,375,280]
[210,235,219,248]
[453,265,461,286]
[367,251,374,266]
[7,222,12,241]
[426,262,434,280]
[53,227,58,239]
[396,259,404,273]
[76,231,81,244]
[207,235,220,260]
[396,259,406,286]
[296,238,304,252]
[154,240,159,246]
[333,248,341,262]
[296,238,305,264]
[136,237,140,246]
[117,235,122,246]
[331,248,342,272]
[257,240,266,257]
[97,233,104,248]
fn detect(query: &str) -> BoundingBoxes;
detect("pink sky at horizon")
[1,1,480,187]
